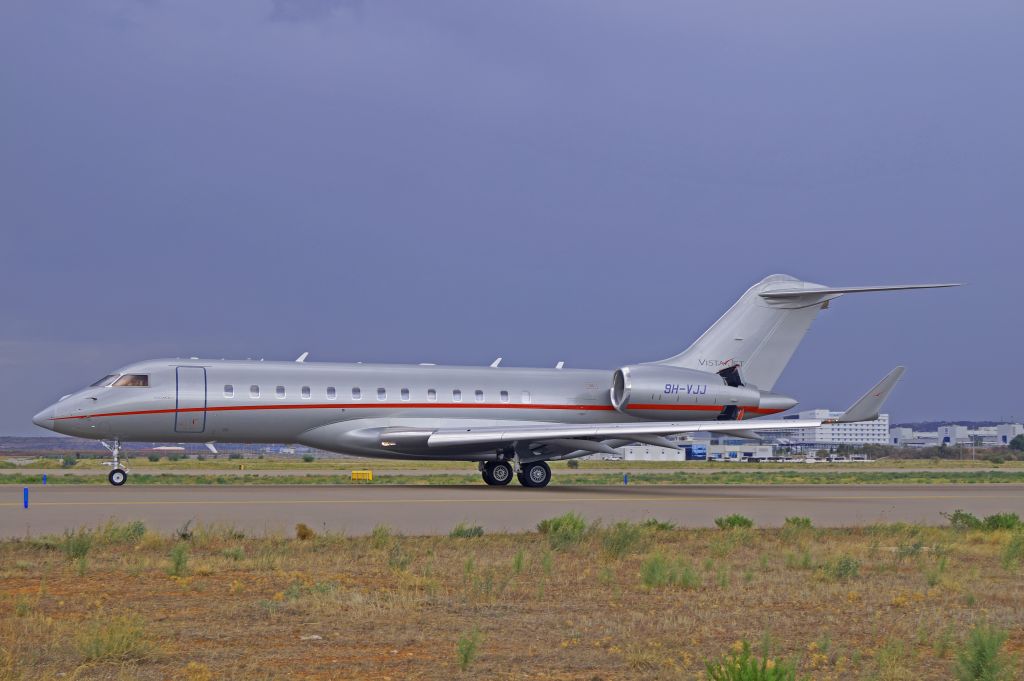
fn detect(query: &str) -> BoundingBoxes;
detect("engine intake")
[611,365,762,420]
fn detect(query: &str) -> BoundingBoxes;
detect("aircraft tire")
[483,461,513,486]
[518,461,551,488]
[108,468,127,486]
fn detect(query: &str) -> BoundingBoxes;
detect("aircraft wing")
[420,419,821,449]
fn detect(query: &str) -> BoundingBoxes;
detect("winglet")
[831,366,905,423]
[295,352,309,363]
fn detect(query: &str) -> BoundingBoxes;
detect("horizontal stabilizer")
[760,283,960,301]
[832,366,905,423]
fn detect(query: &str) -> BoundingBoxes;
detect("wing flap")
[426,419,821,448]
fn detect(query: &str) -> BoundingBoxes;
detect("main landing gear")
[481,461,513,486]
[480,460,551,487]
[103,439,128,486]
[517,461,551,488]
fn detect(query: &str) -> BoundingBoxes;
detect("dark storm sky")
[2,1,1022,435]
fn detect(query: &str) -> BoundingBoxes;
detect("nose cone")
[32,405,56,431]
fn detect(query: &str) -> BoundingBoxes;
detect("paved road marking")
[3,493,1020,508]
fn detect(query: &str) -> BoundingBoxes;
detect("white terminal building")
[777,410,890,447]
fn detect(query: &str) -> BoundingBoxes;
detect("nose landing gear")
[102,439,128,486]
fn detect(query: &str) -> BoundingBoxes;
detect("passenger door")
[175,366,207,433]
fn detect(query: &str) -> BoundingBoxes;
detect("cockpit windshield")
[113,374,149,387]
[90,374,118,387]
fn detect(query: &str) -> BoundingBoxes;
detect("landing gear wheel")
[482,461,513,486]
[108,468,127,486]
[517,461,551,488]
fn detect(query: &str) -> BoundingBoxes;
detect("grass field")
[1,515,1022,680]
[3,470,1024,486]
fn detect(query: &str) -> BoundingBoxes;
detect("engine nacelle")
[610,365,762,420]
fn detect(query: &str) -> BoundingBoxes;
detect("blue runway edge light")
[23,487,28,509]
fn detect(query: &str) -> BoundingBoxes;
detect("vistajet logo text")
[697,358,743,368]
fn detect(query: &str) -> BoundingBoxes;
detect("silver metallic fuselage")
[33,358,787,461]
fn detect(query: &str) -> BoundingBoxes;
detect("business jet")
[32,275,956,487]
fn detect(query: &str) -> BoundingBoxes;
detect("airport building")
[889,423,1023,448]
[772,410,890,448]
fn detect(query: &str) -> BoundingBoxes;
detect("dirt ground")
[1,518,1022,680]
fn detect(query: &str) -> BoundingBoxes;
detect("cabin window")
[352,387,361,400]
[377,387,387,401]
[276,385,286,399]
[401,388,410,401]
[500,390,509,403]
[224,385,234,398]
[250,385,260,398]
[452,389,462,402]
[475,389,484,402]
[113,374,149,387]
[90,374,118,387]
[301,386,311,399]
[521,390,531,404]
[326,386,336,400]
[427,389,437,402]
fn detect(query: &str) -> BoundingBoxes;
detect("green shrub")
[302,454,315,463]
[1001,533,1024,571]
[640,553,700,589]
[820,555,859,581]
[640,518,676,531]
[537,512,588,551]
[168,543,189,577]
[147,453,160,462]
[512,549,525,574]
[63,530,93,560]
[954,624,1014,681]
[370,524,393,549]
[449,523,485,539]
[943,509,981,530]
[222,547,244,561]
[783,517,812,529]
[228,453,242,460]
[982,513,1020,531]
[60,455,77,468]
[76,614,152,662]
[945,510,1021,532]
[99,520,146,544]
[566,459,580,469]
[715,514,754,530]
[456,628,482,671]
[602,521,647,558]
[705,640,796,681]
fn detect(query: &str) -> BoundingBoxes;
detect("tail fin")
[656,275,959,390]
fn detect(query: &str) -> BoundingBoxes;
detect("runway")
[3,484,1022,537]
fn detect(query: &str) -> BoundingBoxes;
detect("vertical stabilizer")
[656,275,958,390]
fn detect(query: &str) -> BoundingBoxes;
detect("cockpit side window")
[113,374,149,387]
[90,374,118,387]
